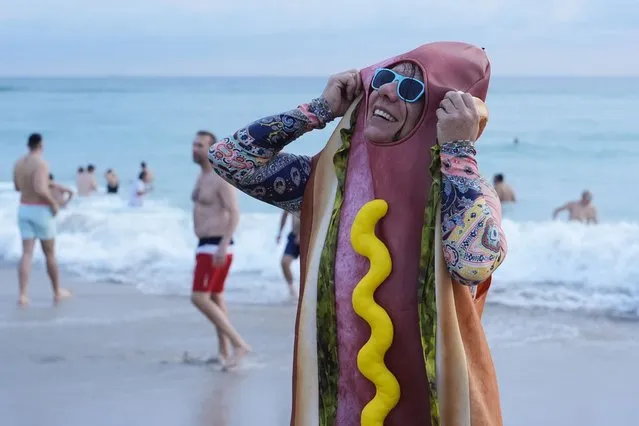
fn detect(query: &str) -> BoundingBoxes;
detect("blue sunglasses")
[371,68,425,103]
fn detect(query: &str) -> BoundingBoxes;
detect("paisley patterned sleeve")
[439,140,508,286]
[208,97,335,215]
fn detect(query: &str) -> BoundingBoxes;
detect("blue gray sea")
[1,76,638,317]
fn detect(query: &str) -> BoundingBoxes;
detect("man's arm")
[33,163,58,210]
[208,97,335,215]
[60,184,74,206]
[51,183,74,207]
[218,182,240,250]
[553,203,569,219]
[13,165,19,191]
[440,141,508,286]
[190,185,199,203]
[277,211,289,242]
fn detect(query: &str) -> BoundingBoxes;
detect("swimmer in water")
[49,174,74,208]
[76,164,97,196]
[105,169,119,194]
[493,173,516,203]
[553,190,598,224]
[140,161,154,189]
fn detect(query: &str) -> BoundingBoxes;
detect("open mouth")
[372,107,398,122]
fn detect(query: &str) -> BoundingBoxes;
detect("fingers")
[353,71,363,97]
[345,74,355,101]
[440,98,454,113]
[461,92,476,111]
[441,90,478,117]
[447,90,466,110]
[344,69,361,101]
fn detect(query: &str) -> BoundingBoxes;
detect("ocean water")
[1,76,638,318]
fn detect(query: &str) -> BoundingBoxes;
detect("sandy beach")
[1,266,637,426]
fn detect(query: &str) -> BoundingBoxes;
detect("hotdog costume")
[209,41,508,426]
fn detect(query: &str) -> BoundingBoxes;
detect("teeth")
[373,108,397,122]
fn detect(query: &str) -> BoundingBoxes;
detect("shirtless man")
[75,166,84,191]
[493,173,516,203]
[276,211,300,299]
[13,133,71,306]
[49,174,74,208]
[190,130,250,369]
[76,164,97,196]
[553,190,598,224]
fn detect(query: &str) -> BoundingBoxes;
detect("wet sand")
[0,266,637,426]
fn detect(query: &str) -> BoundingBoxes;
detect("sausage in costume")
[209,41,508,426]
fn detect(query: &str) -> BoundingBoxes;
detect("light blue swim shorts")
[17,204,56,240]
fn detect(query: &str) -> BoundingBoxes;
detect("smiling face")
[363,62,426,144]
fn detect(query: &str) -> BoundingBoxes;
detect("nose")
[378,81,399,102]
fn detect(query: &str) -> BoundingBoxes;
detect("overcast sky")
[0,0,637,76]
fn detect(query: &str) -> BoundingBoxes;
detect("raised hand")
[436,91,482,144]
[320,69,363,118]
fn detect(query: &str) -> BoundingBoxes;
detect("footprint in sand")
[179,351,223,366]
[177,350,261,372]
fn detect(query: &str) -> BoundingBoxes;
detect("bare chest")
[194,174,220,206]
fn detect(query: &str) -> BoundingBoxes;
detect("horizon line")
[1,73,638,79]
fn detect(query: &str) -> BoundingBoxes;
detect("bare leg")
[40,239,71,304]
[281,255,297,298]
[191,293,250,359]
[211,293,230,360]
[18,239,35,306]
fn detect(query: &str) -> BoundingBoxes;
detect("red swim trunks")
[192,253,233,293]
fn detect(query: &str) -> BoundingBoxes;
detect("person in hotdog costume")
[209,41,508,426]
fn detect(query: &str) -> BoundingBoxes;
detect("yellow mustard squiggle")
[351,199,400,426]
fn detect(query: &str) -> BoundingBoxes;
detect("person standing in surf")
[13,133,72,306]
[104,168,119,194]
[552,190,598,224]
[49,173,74,208]
[190,130,250,369]
[276,210,301,299]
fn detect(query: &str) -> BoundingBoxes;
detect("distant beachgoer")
[49,173,74,208]
[86,164,98,191]
[190,130,250,369]
[128,171,150,207]
[553,190,598,224]
[75,167,84,192]
[140,161,154,188]
[105,168,119,194]
[76,164,97,196]
[493,173,516,203]
[276,210,300,299]
[12,133,71,306]
[513,137,519,145]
